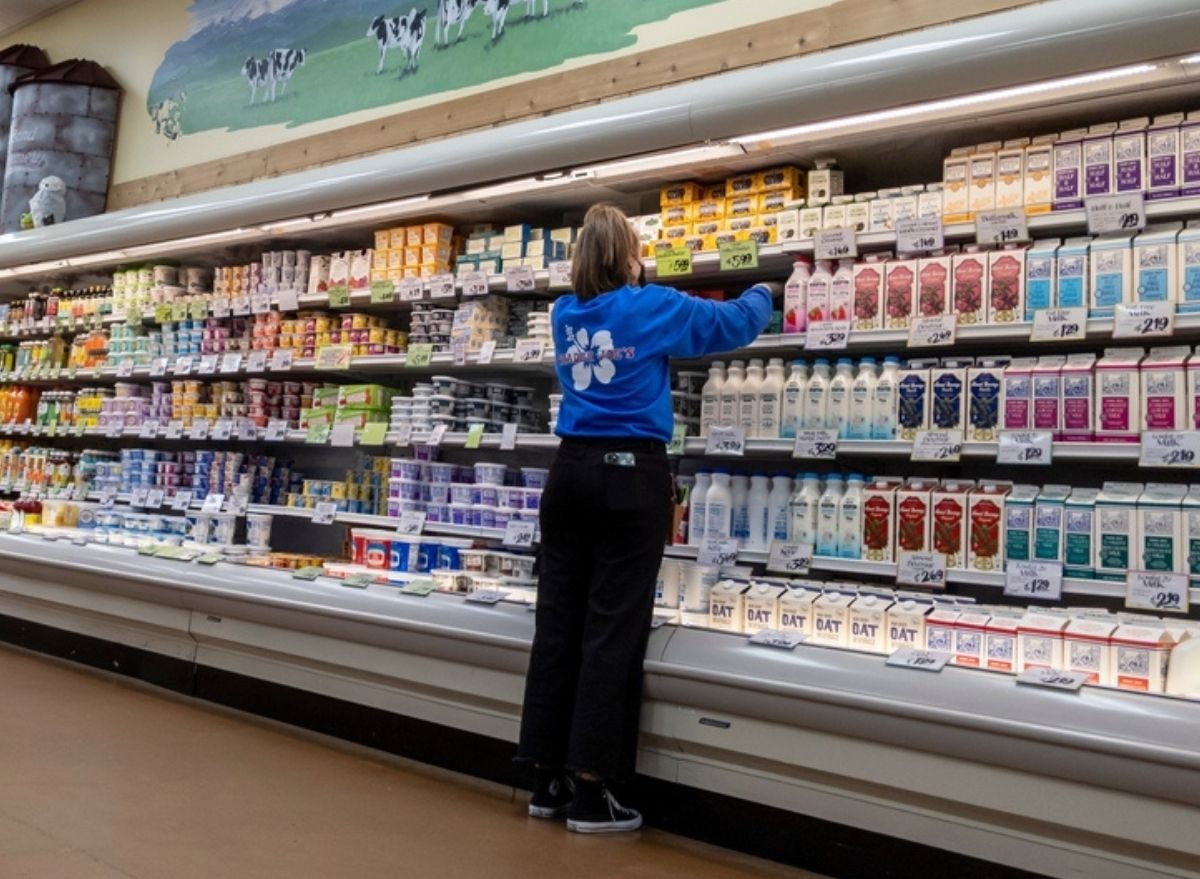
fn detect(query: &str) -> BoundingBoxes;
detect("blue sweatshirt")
[552,283,773,441]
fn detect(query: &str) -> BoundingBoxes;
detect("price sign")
[359,422,387,446]
[270,349,294,371]
[505,265,537,293]
[514,338,545,363]
[499,422,519,451]
[997,430,1054,465]
[220,353,242,373]
[549,261,573,288]
[767,541,813,575]
[1016,667,1089,691]
[165,420,184,439]
[503,520,537,548]
[792,428,838,460]
[342,573,376,589]
[211,302,231,319]
[149,357,169,377]
[197,355,218,375]
[116,360,135,378]
[234,419,258,442]
[975,209,1030,245]
[396,511,427,536]
[99,489,117,508]
[277,288,299,312]
[174,355,194,376]
[131,488,150,508]
[704,425,745,456]
[477,340,496,364]
[1004,559,1064,601]
[369,280,396,305]
[201,493,225,513]
[748,629,805,650]
[452,341,467,366]
[138,420,161,439]
[428,274,456,301]
[461,271,490,298]
[1113,301,1174,339]
[1030,307,1087,342]
[145,489,165,509]
[264,419,289,442]
[105,420,124,439]
[814,227,857,260]
[895,217,944,254]
[886,648,951,672]
[190,419,210,440]
[398,278,424,302]
[330,421,357,448]
[911,430,962,462]
[305,424,331,445]
[314,344,353,370]
[251,294,271,315]
[466,589,509,605]
[1126,570,1190,613]
[427,423,448,446]
[698,537,740,567]
[1139,431,1200,467]
[170,490,193,511]
[654,245,693,278]
[246,351,267,373]
[210,419,233,441]
[1086,192,1146,235]
[804,319,851,351]
[406,343,434,368]
[907,313,957,348]
[400,580,436,596]
[292,566,323,581]
[718,239,759,271]
[464,422,485,449]
[393,424,413,447]
[328,286,352,308]
[312,501,338,525]
[896,551,948,589]
[667,422,688,456]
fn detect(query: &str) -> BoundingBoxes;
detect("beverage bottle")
[829,358,855,438]
[829,259,854,322]
[781,361,808,439]
[872,356,902,440]
[718,360,745,428]
[739,359,764,438]
[700,361,725,436]
[803,359,831,429]
[806,260,834,324]
[730,474,750,545]
[816,474,845,557]
[849,357,878,440]
[745,474,771,552]
[687,472,711,547]
[789,473,822,547]
[782,259,812,333]
[838,474,865,558]
[768,474,793,543]
[705,471,734,540]
[757,358,785,438]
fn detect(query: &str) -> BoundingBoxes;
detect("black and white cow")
[367,10,427,74]
[242,56,273,104]
[483,0,553,42]
[242,49,306,104]
[150,91,186,140]
[435,0,480,47]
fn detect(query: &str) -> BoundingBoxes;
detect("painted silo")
[1,59,121,232]
[0,45,49,195]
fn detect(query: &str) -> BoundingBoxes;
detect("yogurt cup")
[245,513,273,549]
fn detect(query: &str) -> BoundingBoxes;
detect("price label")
[393,424,413,447]
[277,288,299,312]
[270,349,294,372]
[503,520,537,548]
[396,511,427,536]
[292,566,324,581]
[1113,301,1174,339]
[477,340,496,364]
[330,421,357,448]
[886,648,951,672]
[190,420,210,440]
[197,355,218,375]
[427,423,448,446]
[464,422,485,449]
[1086,192,1146,235]
[131,488,151,508]
[698,537,740,567]
[975,209,1030,245]
[105,420,124,439]
[145,489,165,509]
[1016,667,1089,691]
[514,338,545,363]
[211,302,231,319]
[747,629,804,650]
[314,344,353,370]
[369,280,396,305]
[251,294,271,315]
[359,422,388,446]
[234,419,257,442]
[654,246,693,278]
[306,424,331,445]
[210,419,233,441]
[896,551,948,589]
[342,573,376,589]
[149,357,169,377]
[220,353,242,373]
[792,428,838,460]
[997,430,1054,465]
[911,430,962,462]
[246,351,267,373]
[99,489,117,508]
[174,355,194,375]
[201,493,225,513]
[328,286,352,308]
[170,490,193,511]
[1126,570,1190,613]
[549,261,573,288]
[398,278,424,302]
[452,341,467,366]
[1031,307,1087,341]
[814,227,857,260]
[466,589,509,605]
[406,343,434,368]
[312,501,338,525]
[196,553,224,566]
[907,313,957,348]
[461,271,490,298]
[766,541,813,575]
[704,425,745,456]
[895,217,944,254]
[1004,559,1064,601]
[1139,431,1200,467]
[116,360,135,378]
[429,274,457,301]
[667,422,688,456]
[165,420,184,439]
[718,239,759,271]
[505,265,537,293]
[138,420,161,439]
[264,419,290,442]
[499,422,519,451]
[400,580,436,596]
[804,319,851,351]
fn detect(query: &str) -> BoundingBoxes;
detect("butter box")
[692,200,725,223]
[918,185,943,221]
[933,480,974,570]
[883,257,917,329]
[1115,117,1149,194]
[1095,481,1143,580]
[741,226,777,247]
[1141,344,1189,432]
[848,593,892,653]
[661,203,692,226]
[1111,622,1173,693]
[757,166,802,192]
[924,606,959,654]
[423,223,453,245]
[951,247,989,325]
[996,139,1027,209]
[743,582,787,633]
[1178,222,1200,313]
[1084,122,1118,198]
[1090,232,1134,317]
[1137,482,1186,573]
[1094,347,1144,442]
[799,206,824,238]
[1064,487,1098,579]
[775,208,801,243]
[987,246,1025,323]
[374,229,390,251]
[406,226,424,247]
[404,245,423,267]
[1024,238,1060,319]
[1148,113,1184,201]
[969,143,999,217]
[660,182,700,207]
[942,148,972,223]
[892,188,919,225]
[708,579,749,632]
[822,201,848,230]
[1024,134,1057,215]
[388,227,407,250]
[1061,352,1096,441]
[1134,223,1182,306]
[1064,617,1117,685]
[725,173,758,198]
[779,586,819,636]
[1031,355,1065,435]
[812,590,855,646]
[885,597,930,652]
[953,609,992,667]
[1182,111,1200,196]
[1053,128,1087,211]
[1034,484,1071,563]
[970,357,1008,441]
[871,188,898,232]
[1004,484,1039,564]
[847,196,871,233]
[388,249,405,269]
[984,611,1022,672]
[1017,610,1069,672]
[1055,236,1090,309]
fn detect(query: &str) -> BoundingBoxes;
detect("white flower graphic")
[568,327,616,391]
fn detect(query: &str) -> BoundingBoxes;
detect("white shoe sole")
[528,804,570,819]
[566,815,643,833]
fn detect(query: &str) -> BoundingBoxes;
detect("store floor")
[0,644,823,879]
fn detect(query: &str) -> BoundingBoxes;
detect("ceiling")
[0,0,81,40]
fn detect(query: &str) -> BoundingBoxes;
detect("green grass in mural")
[173,0,720,135]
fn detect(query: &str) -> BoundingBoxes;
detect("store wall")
[5,0,1039,210]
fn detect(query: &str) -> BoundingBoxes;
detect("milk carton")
[812,590,855,647]
[896,478,936,555]
[916,253,953,317]
[1141,345,1189,432]
[1184,486,1200,588]
[1147,113,1183,201]
[778,585,819,636]
[708,580,749,632]
[1089,233,1134,317]
[968,484,1009,571]
[1023,134,1057,215]
[984,611,1022,673]
[1111,622,1174,692]
[1064,617,1117,685]
[1095,482,1143,581]
[952,608,991,668]
[807,160,844,208]
[1055,237,1090,309]
[1064,487,1099,579]
[932,480,973,569]
[987,246,1025,323]
[969,143,999,217]
[1024,239,1060,319]
[968,358,1007,441]
[799,204,824,238]
[847,593,892,653]
[942,148,972,224]
[930,360,969,437]
[743,582,787,633]
[1134,224,1182,307]
[1094,347,1143,442]
[951,247,989,325]
[1179,222,1200,313]
[1030,355,1064,436]
[886,597,930,652]
[1083,122,1117,199]
[1137,483,1186,574]
[1000,357,1036,430]
[883,258,918,329]
[862,478,903,563]
[1017,611,1070,671]
[1060,353,1096,442]
[1052,129,1087,211]
[995,139,1027,209]
[918,185,943,221]
[1004,484,1039,563]
[1033,484,1071,564]
[1114,117,1149,194]
[924,606,959,654]
[896,363,931,440]
[1182,111,1200,197]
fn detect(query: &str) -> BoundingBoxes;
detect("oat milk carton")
[968,358,1007,441]
[812,590,855,647]
[1114,117,1149,194]
[942,147,972,224]
[743,581,787,633]
[924,605,960,654]
[884,257,918,329]
[1061,353,1096,441]
[987,246,1026,323]
[953,608,992,668]
[930,359,970,437]
[1148,113,1184,201]
[886,597,931,652]
[708,580,749,632]
[1111,622,1174,692]
[1064,488,1099,579]
[1179,222,1200,314]
[1064,616,1118,685]
[1089,233,1134,317]
[1001,357,1036,430]
[848,593,893,653]
[1137,483,1186,574]
[1053,129,1087,211]
[1024,238,1060,319]
[1094,347,1144,443]
[1023,134,1057,215]
[1141,345,1189,432]
[984,611,1022,673]
[1186,486,1200,588]
[969,483,1010,571]
[932,480,973,569]
[1004,484,1040,564]
[1134,224,1182,307]
[1055,237,1090,309]
[951,247,989,325]
[1095,482,1143,581]
[1083,122,1118,199]
[778,585,819,637]
[1017,610,1070,671]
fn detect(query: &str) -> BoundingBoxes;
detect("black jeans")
[516,436,674,782]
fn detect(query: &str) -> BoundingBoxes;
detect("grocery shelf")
[249,502,516,544]
[683,437,1143,462]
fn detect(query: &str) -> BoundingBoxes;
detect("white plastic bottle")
[805,260,834,324]
[705,471,734,540]
[768,474,793,543]
[829,258,855,322]
[739,359,764,438]
[757,358,786,438]
[838,473,865,558]
[687,472,711,547]
[700,361,725,436]
[848,358,878,440]
[789,473,822,547]
[746,475,771,552]
[816,474,845,557]
[782,259,812,333]
[872,356,902,440]
[803,359,831,429]
[829,358,855,438]
[730,474,750,545]
[781,361,808,439]
[718,360,745,428]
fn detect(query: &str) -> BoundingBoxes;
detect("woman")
[517,203,776,833]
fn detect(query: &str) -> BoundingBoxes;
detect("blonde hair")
[571,203,639,301]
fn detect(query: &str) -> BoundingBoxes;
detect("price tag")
[312,501,338,525]
[99,489,117,508]
[105,420,124,439]
[704,425,745,456]
[1113,301,1174,339]
[170,490,193,511]
[1086,192,1146,235]
[767,541,813,575]
[461,271,490,298]
[201,493,225,513]
[549,261,573,288]
[505,265,537,293]
[464,423,485,449]
[911,430,962,462]
[503,520,537,548]
[698,537,740,567]
[1016,667,1089,691]
[895,217,944,255]
[886,648,951,672]
[246,351,267,373]
[277,288,299,312]
[210,419,233,441]
[131,488,150,508]
[466,589,509,605]
[342,573,376,589]
[211,302,230,319]
[427,423,448,446]
[513,338,545,364]
[814,227,857,260]
[396,511,427,536]
[264,419,290,442]
[804,319,851,351]
[398,278,424,302]
[138,420,161,439]
[306,424,331,445]
[116,360,135,378]
[330,421,357,448]
[196,553,224,566]
[165,420,184,439]
[997,430,1053,465]
[654,246,693,278]
[975,209,1030,245]
[314,344,353,370]
[907,313,957,348]
[499,422,519,451]
[718,239,759,271]
[400,580,436,596]
[1004,559,1064,601]
[1125,570,1190,613]
[667,422,688,456]
[428,274,457,301]
[792,428,838,460]
[477,340,496,364]
[145,357,169,378]
[270,349,294,371]
[190,420,211,440]
[220,353,243,374]
[452,341,467,366]
[292,566,324,581]
[174,355,194,376]
[1139,431,1200,467]
[251,294,271,315]
[328,286,352,308]
[895,551,947,589]
[145,489,165,509]
[406,343,434,368]
[359,422,387,446]
[236,419,259,441]
[748,629,804,650]
[393,424,413,447]
[1030,307,1087,342]
[197,355,218,375]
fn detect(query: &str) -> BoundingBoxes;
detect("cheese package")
[743,582,787,633]
[806,160,844,207]
[932,480,973,568]
[1052,128,1087,211]
[1064,488,1099,579]
[1137,482,1186,573]
[1055,236,1090,309]
[1083,122,1117,199]
[822,200,849,230]
[953,609,992,667]
[778,586,819,636]
[1031,355,1065,436]
[986,246,1025,323]
[847,594,892,653]
[661,203,692,226]
[892,187,920,225]
[924,606,959,654]
[1004,484,1040,564]
[1134,223,1182,307]
[1090,233,1134,317]
[1094,347,1144,442]
[918,185,943,221]
[1024,134,1057,215]
[759,190,795,216]
[1061,352,1096,441]
[708,580,749,632]
[1111,622,1174,692]
[883,257,917,329]
[812,590,855,646]
[969,142,999,217]
[995,139,1027,209]
[951,247,989,325]
[1095,482,1143,580]
[1141,345,1190,432]
[969,484,1010,571]
[871,188,898,232]
[725,195,757,219]
[886,597,931,652]
[1024,238,1060,319]
[1114,117,1149,194]
[1147,113,1183,201]
[1064,616,1118,685]
[1179,222,1200,313]
[1034,484,1071,564]
[984,612,1022,673]
[846,195,871,233]
[942,147,972,224]
[660,182,700,207]
[757,166,803,193]
[1017,611,1070,672]
[725,173,758,198]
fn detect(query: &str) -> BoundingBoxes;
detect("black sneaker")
[566,779,642,833]
[528,769,573,819]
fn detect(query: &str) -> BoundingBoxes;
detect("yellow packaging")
[703,183,726,201]
[758,189,801,214]
[662,224,692,242]
[661,203,692,226]
[374,230,390,251]
[692,200,725,222]
[388,250,404,269]
[756,166,802,192]
[403,266,420,279]
[372,250,388,270]
[726,195,758,218]
[423,223,453,244]
[694,219,722,237]
[404,246,422,266]
[388,228,407,250]
[419,264,437,278]
[660,182,700,207]
[740,225,777,245]
[725,173,758,196]
[422,243,452,264]
[700,234,719,252]
[726,215,755,234]
[386,268,404,282]
[406,227,423,247]
[683,236,706,253]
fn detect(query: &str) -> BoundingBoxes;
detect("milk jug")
[838,474,865,558]
[806,260,834,323]
[781,361,808,438]
[746,475,771,552]
[848,358,877,439]
[829,358,855,438]
[790,473,822,547]
[829,259,855,322]
[718,360,745,429]
[783,259,812,333]
[804,359,832,429]
[757,358,786,438]
[768,474,793,542]
[705,471,734,540]
[739,359,764,438]
[700,361,725,436]
[730,475,750,545]
[816,475,845,557]
[872,356,901,440]
[687,472,711,547]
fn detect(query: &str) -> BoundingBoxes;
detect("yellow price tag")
[329,286,352,308]
[667,422,688,455]
[306,424,331,445]
[655,245,693,278]
[406,343,434,368]
[718,239,759,271]
[314,344,353,370]
[359,422,388,446]
[464,423,485,449]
